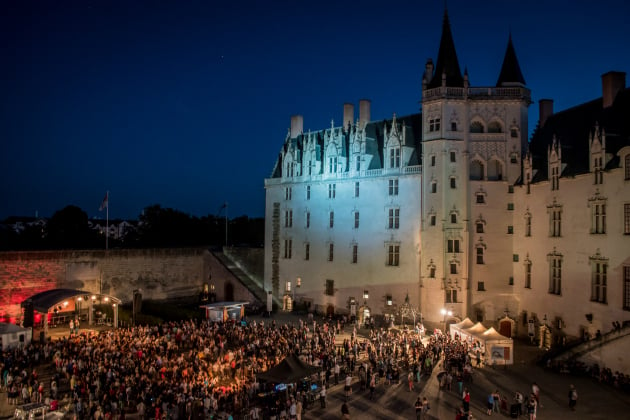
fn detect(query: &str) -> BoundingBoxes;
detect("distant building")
[264,10,630,342]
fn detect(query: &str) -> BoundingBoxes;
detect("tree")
[46,205,99,249]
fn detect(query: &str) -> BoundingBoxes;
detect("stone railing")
[423,86,531,102]
[265,165,423,185]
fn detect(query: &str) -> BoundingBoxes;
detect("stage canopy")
[256,354,320,384]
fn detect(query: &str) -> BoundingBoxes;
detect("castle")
[263,10,630,344]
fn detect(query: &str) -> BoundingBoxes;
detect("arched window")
[487,160,503,181]
[470,121,484,133]
[488,121,503,133]
[470,160,484,180]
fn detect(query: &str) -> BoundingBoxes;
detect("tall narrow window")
[354,211,360,229]
[548,204,562,237]
[388,208,400,229]
[447,239,461,253]
[356,157,361,171]
[329,211,334,228]
[591,202,607,234]
[625,155,630,180]
[306,185,311,200]
[386,244,400,266]
[328,244,334,262]
[431,182,437,193]
[450,177,456,189]
[328,184,336,199]
[328,156,338,173]
[623,266,630,310]
[445,289,458,303]
[625,204,630,235]
[476,222,484,233]
[284,210,293,228]
[354,182,360,198]
[593,156,604,185]
[430,214,436,226]
[431,156,436,166]
[450,263,457,274]
[389,179,399,196]
[591,259,608,304]
[524,260,532,289]
[283,239,292,259]
[304,243,310,260]
[389,148,401,168]
[352,244,358,264]
[549,253,562,295]
[325,279,334,295]
[476,247,484,264]
[450,151,456,162]
[305,212,310,229]
[451,213,457,224]
[525,213,532,237]
[285,187,292,200]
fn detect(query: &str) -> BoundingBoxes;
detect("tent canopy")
[22,288,122,313]
[482,327,512,343]
[256,354,320,383]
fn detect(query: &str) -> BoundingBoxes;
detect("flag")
[99,192,109,211]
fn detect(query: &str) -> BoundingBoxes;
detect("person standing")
[414,397,422,420]
[527,395,537,420]
[531,382,542,408]
[568,384,578,411]
[69,319,74,337]
[369,373,376,400]
[319,384,326,408]
[295,397,302,420]
[462,388,470,414]
[492,389,501,413]
[341,402,350,419]
[408,371,414,392]
[344,373,352,401]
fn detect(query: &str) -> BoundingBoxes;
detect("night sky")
[2,0,629,221]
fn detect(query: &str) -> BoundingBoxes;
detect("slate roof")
[427,10,464,89]
[528,87,630,182]
[496,35,526,87]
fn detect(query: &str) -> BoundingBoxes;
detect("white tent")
[482,327,513,365]
[449,317,474,340]
[461,322,488,344]
[0,323,31,349]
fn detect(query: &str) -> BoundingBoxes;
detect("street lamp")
[441,308,453,335]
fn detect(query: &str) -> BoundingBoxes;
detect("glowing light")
[104,297,109,302]
[77,297,82,302]
[63,301,68,307]
[91,295,96,300]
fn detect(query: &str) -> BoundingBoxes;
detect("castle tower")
[420,11,531,328]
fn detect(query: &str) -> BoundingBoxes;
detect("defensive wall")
[0,248,259,320]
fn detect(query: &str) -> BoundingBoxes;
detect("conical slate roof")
[427,10,463,89]
[496,34,526,86]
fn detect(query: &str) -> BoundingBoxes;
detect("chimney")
[538,99,554,127]
[359,99,371,129]
[424,58,434,85]
[343,103,354,130]
[290,115,303,138]
[602,71,626,108]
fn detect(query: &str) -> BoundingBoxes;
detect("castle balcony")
[264,165,422,186]
[422,86,531,102]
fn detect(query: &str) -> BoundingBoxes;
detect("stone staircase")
[552,325,630,362]
[212,249,276,307]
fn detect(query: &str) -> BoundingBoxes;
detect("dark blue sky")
[2,0,629,220]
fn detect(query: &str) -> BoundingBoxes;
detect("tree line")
[0,204,264,251]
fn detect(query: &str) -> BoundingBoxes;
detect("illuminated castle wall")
[264,11,630,339]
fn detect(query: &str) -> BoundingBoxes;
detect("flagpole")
[224,202,228,247]
[106,191,109,250]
